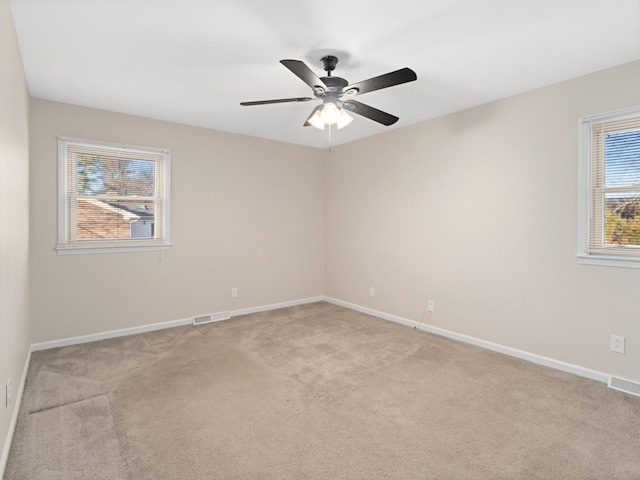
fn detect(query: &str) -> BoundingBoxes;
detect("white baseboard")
[30,296,325,352]
[323,296,609,384]
[230,296,324,317]
[31,317,194,351]
[0,348,31,479]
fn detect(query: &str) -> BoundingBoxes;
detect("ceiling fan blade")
[240,97,313,106]
[280,59,329,94]
[341,100,399,126]
[343,68,417,97]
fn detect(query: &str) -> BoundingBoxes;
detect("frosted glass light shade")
[307,110,325,130]
[321,102,340,125]
[337,109,353,129]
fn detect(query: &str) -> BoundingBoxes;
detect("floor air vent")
[193,312,231,326]
[608,376,640,397]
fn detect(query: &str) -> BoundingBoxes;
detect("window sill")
[577,253,640,269]
[57,242,172,256]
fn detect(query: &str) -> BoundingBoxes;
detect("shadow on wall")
[445,101,498,134]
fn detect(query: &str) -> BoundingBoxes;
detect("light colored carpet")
[4,302,640,479]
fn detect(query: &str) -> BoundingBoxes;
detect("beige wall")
[0,0,30,471]
[325,60,640,382]
[29,100,324,342]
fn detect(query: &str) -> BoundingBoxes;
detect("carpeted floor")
[4,302,640,479]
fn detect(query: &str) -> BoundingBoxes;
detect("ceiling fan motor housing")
[317,76,348,97]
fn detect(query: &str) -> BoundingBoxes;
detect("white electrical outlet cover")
[611,335,625,354]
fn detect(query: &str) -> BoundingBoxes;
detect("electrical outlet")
[427,300,434,312]
[369,287,375,298]
[5,379,10,408]
[611,335,625,354]
[231,287,238,298]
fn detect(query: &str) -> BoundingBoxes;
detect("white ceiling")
[10,0,640,149]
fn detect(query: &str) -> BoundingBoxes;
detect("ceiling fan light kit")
[241,55,417,131]
[306,103,354,131]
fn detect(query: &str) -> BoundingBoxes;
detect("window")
[578,105,640,268]
[57,136,171,255]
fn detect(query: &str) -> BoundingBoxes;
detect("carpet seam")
[106,391,135,480]
[28,393,108,415]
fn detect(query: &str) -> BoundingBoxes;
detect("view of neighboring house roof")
[81,198,140,221]
[110,201,154,219]
[77,199,153,240]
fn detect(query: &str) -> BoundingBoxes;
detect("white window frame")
[57,136,171,255]
[578,105,640,269]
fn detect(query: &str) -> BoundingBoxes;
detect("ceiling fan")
[240,55,417,130]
